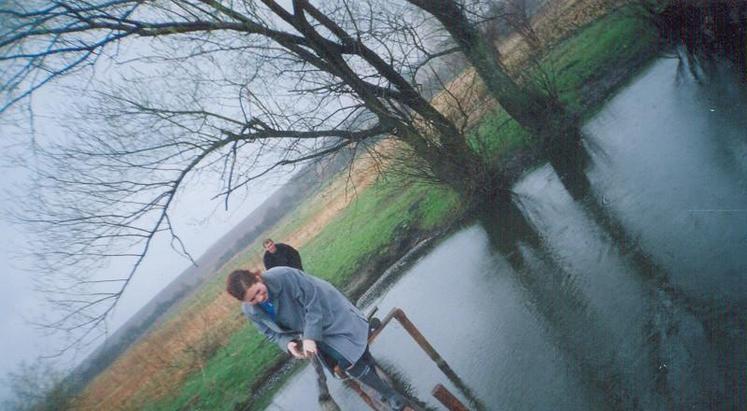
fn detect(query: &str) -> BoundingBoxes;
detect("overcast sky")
[0,1,321,403]
[0,163,40,400]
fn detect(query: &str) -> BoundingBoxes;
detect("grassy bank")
[112,8,660,411]
[138,178,463,411]
[471,7,659,161]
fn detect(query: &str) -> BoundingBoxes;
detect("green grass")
[139,328,284,411]
[544,9,659,115]
[469,109,534,161]
[129,8,660,411]
[300,177,462,287]
[468,9,658,160]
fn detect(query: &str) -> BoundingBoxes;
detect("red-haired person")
[226,267,405,410]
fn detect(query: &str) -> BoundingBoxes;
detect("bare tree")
[405,0,592,187]
[405,0,569,130]
[0,0,522,351]
[2,359,75,411]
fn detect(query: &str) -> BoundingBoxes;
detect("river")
[263,57,747,410]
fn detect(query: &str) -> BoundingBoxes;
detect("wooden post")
[369,308,484,410]
[432,384,469,411]
[338,370,386,411]
[311,355,341,411]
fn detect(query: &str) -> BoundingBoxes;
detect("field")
[72,2,659,410]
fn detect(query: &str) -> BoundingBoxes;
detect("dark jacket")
[263,242,303,270]
[242,267,369,364]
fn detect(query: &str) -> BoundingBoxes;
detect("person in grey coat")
[226,266,406,410]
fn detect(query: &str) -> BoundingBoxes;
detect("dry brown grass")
[73,292,241,410]
[73,1,615,409]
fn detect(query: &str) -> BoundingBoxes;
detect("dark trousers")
[317,341,404,410]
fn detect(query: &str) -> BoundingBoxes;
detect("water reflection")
[581,57,747,409]
[266,58,746,410]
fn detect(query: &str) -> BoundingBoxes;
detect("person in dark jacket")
[263,238,303,270]
[226,267,406,410]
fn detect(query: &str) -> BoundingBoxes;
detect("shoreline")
[241,20,664,411]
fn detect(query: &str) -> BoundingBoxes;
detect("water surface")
[265,58,747,410]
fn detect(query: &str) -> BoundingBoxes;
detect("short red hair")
[226,269,261,301]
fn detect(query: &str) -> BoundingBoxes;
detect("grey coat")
[242,266,369,364]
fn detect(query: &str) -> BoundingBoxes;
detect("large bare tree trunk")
[406,0,569,132]
[406,0,586,185]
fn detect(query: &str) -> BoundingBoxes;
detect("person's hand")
[301,339,317,357]
[287,341,305,359]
